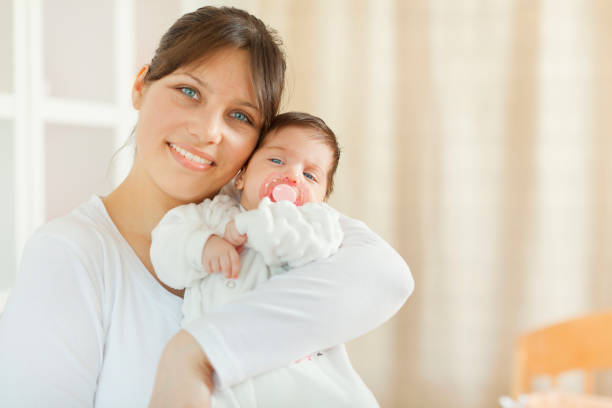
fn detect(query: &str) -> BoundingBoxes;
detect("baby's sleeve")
[234,199,343,268]
[150,194,241,289]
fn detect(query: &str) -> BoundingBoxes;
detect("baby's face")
[235,126,334,211]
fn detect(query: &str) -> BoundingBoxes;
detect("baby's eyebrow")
[264,146,327,170]
[262,145,286,152]
[306,161,324,175]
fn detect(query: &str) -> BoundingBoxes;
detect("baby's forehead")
[260,129,333,162]
[261,125,330,148]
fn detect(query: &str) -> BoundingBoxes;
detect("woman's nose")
[188,111,223,145]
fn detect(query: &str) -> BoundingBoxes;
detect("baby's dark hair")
[263,111,340,198]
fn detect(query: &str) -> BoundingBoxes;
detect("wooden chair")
[512,310,612,397]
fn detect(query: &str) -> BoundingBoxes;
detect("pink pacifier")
[272,184,298,203]
[259,173,309,206]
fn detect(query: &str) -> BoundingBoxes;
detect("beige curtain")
[198,0,612,406]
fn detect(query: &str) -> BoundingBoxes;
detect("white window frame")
[5,0,136,285]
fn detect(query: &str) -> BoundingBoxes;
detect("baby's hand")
[224,220,247,247]
[201,235,240,279]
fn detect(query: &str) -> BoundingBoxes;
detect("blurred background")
[1,0,611,407]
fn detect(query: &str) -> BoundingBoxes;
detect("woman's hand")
[149,330,214,408]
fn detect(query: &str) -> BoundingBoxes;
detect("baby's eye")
[180,87,199,100]
[304,172,317,182]
[269,158,283,165]
[230,111,251,123]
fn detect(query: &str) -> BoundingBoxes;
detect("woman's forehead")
[174,49,252,87]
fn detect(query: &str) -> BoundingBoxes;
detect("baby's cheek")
[310,187,328,204]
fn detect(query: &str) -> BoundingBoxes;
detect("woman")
[0,6,413,407]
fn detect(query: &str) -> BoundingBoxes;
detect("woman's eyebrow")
[176,72,210,91]
[176,72,259,112]
[239,100,259,111]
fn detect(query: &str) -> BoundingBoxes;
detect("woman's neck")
[102,165,187,298]
[103,165,180,238]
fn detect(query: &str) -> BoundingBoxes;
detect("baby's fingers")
[211,257,221,274]
[227,233,246,247]
[220,253,231,278]
[229,249,240,279]
[204,258,213,274]
[233,233,247,246]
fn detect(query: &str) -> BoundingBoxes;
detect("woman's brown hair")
[144,6,286,130]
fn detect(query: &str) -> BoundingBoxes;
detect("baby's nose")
[283,167,300,182]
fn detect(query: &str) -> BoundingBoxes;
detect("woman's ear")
[132,65,150,110]
[234,169,245,190]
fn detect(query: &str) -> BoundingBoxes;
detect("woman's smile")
[167,142,215,171]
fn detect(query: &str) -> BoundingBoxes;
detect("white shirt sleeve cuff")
[185,230,215,271]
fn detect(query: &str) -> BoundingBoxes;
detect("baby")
[151,112,378,407]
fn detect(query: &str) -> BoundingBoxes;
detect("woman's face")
[131,48,261,204]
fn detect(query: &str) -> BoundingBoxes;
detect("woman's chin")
[160,182,217,206]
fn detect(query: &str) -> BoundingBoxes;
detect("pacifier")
[259,173,309,206]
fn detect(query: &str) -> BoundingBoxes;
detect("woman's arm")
[182,213,414,387]
[0,234,105,407]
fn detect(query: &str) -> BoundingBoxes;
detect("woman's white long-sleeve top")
[151,196,382,407]
[0,195,413,407]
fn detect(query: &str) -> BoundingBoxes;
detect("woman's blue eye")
[180,87,198,99]
[231,111,250,123]
[270,158,283,165]
[304,172,316,181]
